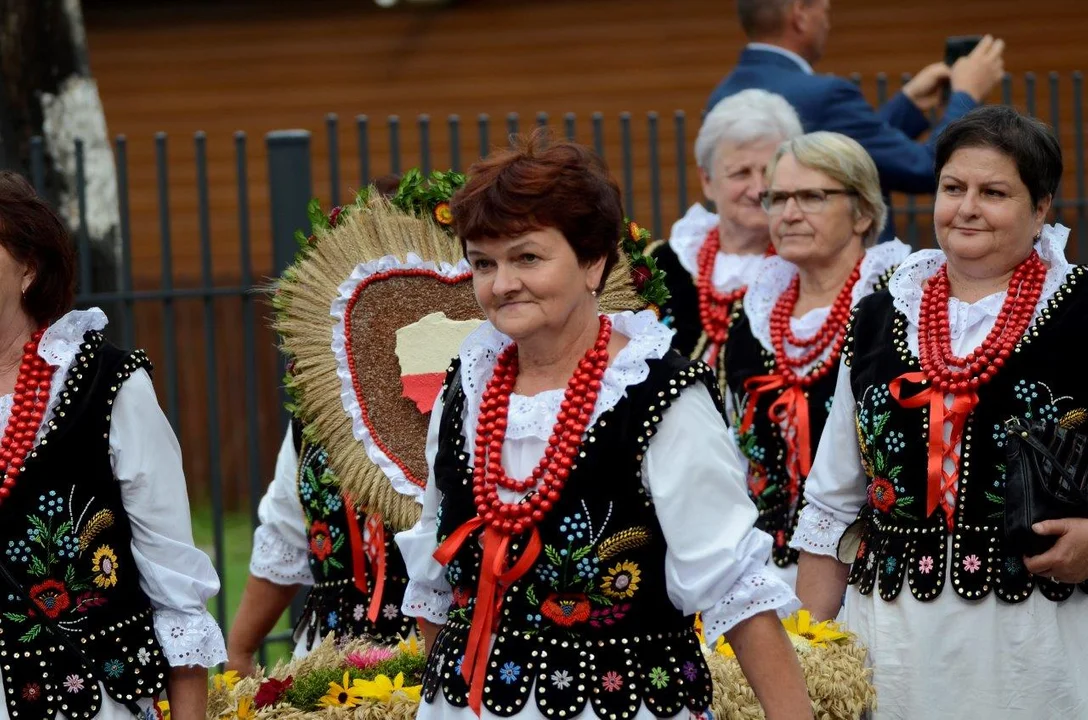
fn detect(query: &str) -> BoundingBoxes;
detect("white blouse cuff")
[789,505,850,559]
[153,607,228,668]
[249,524,314,586]
[401,580,451,625]
[700,568,800,647]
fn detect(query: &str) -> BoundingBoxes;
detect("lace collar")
[744,239,911,354]
[888,224,1074,348]
[458,310,673,441]
[667,203,766,292]
[0,308,108,428]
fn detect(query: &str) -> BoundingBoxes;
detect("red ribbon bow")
[889,371,978,528]
[343,497,389,623]
[433,517,542,716]
[741,374,813,502]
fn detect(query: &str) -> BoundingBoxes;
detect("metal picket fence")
[15,69,1088,659]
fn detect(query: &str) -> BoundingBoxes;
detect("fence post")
[267,130,313,277]
[266,129,313,629]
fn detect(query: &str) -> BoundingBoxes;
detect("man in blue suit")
[707,0,1005,242]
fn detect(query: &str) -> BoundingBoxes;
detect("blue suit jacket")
[707,47,977,242]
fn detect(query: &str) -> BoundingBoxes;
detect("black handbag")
[1003,414,1088,558]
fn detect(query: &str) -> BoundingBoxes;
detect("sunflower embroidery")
[92,546,119,588]
[601,561,641,599]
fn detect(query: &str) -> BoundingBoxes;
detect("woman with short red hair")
[395,132,812,720]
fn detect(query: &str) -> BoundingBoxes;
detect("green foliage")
[280,652,427,711]
[363,653,427,684]
[282,667,347,710]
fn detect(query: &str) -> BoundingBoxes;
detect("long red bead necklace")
[696,227,747,357]
[471,314,611,537]
[769,256,863,385]
[0,327,52,502]
[890,250,1047,525]
[918,250,1046,390]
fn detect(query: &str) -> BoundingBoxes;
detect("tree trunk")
[0,0,121,298]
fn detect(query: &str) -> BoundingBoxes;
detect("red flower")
[540,593,591,627]
[868,478,897,513]
[254,676,293,709]
[309,521,333,561]
[631,265,652,292]
[29,579,70,619]
[747,462,769,497]
[328,206,344,227]
[452,586,471,608]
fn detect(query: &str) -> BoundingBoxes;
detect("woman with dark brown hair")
[395,132,812,720]
[0,172,224,720]
[796,106,1088,717]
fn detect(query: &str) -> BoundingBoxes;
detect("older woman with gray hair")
[650,89,801,392]
[724,131,910,586]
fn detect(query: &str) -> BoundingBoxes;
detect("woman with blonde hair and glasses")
[724,132,910,586]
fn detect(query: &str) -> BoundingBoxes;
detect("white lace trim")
[248,524,314,586]
[788,505,849,558]
[889,224,1073,355]
[400,580,450,625]
[331,253,472,502]
[0,308,108,433]
[700,568,800,647]
[667,203,764,292]
[458,310,673,444]
[153,607,228,668]
[744,239,911,365]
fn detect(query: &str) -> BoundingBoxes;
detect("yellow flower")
[600,561,641,599]
[211,671,240,691]
[433,202,453,226]
[715,636,735,658]
[647,303,661,319]
[398,634,421,656]
[157,700,171,720]
[91,546,119,588]
[318,672,366,708]
[693,613,704,644]
[235,697,255,720]
[355,673,422,703]
[781,610,849,648]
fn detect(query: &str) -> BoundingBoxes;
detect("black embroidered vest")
[421,354,716,719]
[0,331,168,720]
[724,310,837,568]
[650,241,741,398]
[845,269,1088,604]
[294,421,415,647]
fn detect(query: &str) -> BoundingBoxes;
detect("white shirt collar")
[746,42,814,75]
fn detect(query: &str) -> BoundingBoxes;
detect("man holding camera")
[707,0,1005,242]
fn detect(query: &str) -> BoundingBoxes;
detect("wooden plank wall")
[82,0,1085,504]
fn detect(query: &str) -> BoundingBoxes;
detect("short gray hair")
[768,131,888,244]
[695,89,803,176]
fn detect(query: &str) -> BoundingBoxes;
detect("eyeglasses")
[759,188,859,214]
